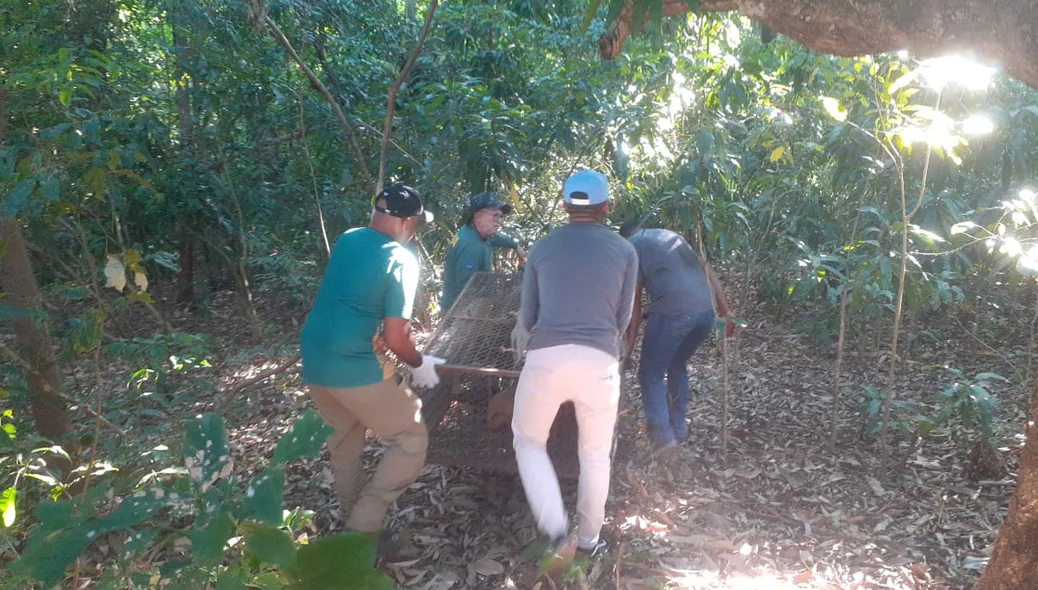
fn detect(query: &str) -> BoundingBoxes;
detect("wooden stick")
[219,356,301,411]
[437,365,520,378]
[265,16,373,192]
[375,0,440,194]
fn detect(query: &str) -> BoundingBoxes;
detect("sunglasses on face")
[480,211,503,223]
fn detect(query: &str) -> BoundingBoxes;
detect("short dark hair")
[566,202,608,215]
[619,220,642,238]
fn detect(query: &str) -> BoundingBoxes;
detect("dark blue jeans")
[638,309,714,448]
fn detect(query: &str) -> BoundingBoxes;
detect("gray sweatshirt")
[518,222,639,358]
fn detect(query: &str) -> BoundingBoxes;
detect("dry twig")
[219,355,301,411]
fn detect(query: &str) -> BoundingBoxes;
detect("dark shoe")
[674,427,690,443]
[653,439,679,461]
[577,538,609,559]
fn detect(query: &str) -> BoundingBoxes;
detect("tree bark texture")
[173,19,196,305]
[0,89,71,440]
[975,384,1038,589]
[0,219,73,440]
[600,0,1038,90]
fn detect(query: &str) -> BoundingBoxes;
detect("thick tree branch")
[265,16,374,192]
[376,0,440,194]
[600,0,1038,90]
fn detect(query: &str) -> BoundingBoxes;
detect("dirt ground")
[189,275,1027,590]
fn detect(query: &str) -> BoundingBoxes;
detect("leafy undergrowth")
[6,281,1025,589]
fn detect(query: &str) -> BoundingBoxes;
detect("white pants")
[512,344,620,548]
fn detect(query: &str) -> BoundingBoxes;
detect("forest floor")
[86,271,1031,590]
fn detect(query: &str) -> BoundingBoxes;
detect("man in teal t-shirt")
[440,192,526,314]
[301,184,444,540]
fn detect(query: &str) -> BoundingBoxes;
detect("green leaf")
[17,527,94,585]
[975,372,1009,382]
[39,175,60,201]
[242,469,285,525]
[68,309,105,354]
[271,410,333,465]
[284,532,391,590]
[183,413,231,493]
[61,286,91,301]
[119,526,160,560]
[0,302,45,323]
[769,146,785,163]
[146,250,181,272]
[59,86,72,106]
[216,572,251,590]
[1,487,15,527]
[3,179,35,218]
[191,510,235,566]
[250,572,287,590]
[95,488,170,532]
[888,69,921,96]
[245,525,297,568]
[40,123,71,140]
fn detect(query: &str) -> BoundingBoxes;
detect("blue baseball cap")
[563,170,610,205]
[470,192,513,215]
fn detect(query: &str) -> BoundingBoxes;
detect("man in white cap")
[510,170,639,569]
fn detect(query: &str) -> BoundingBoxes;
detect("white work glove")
[410,355,446,389]
[510,322,530,365]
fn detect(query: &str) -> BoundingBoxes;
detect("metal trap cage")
[420,272,581,478]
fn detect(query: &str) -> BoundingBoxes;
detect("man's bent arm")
[489,233,519,250]
[617,251,639,339]
[626,282,643,358]
[383,317,423,367]
[704,263,731,317]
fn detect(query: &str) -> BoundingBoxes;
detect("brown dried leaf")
[469,557,505,576]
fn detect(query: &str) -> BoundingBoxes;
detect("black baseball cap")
[470,192,513,215]
[375,183,433,222]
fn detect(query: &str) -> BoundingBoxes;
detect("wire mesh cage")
[424,273,524,377]
[421,272,580,477]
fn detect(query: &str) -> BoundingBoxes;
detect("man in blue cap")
[510,170,639,570]
[440,192,526,315]
[301,183,445,538]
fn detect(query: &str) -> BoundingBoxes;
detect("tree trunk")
[172,17,196,306]
[0,89,71,441]
[176,225,195,305]
[975,380,1038,589]
[0,220,72,440]
[601,0,1038,90]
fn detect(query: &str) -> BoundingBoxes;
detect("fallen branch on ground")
[58,392,126,437]
[219,355,302,411]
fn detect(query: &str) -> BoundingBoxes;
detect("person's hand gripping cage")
[410,355,446,389]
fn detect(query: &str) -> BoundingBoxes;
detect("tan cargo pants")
[308,378,428,533]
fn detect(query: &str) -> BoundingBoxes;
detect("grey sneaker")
[577,538,609,558]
